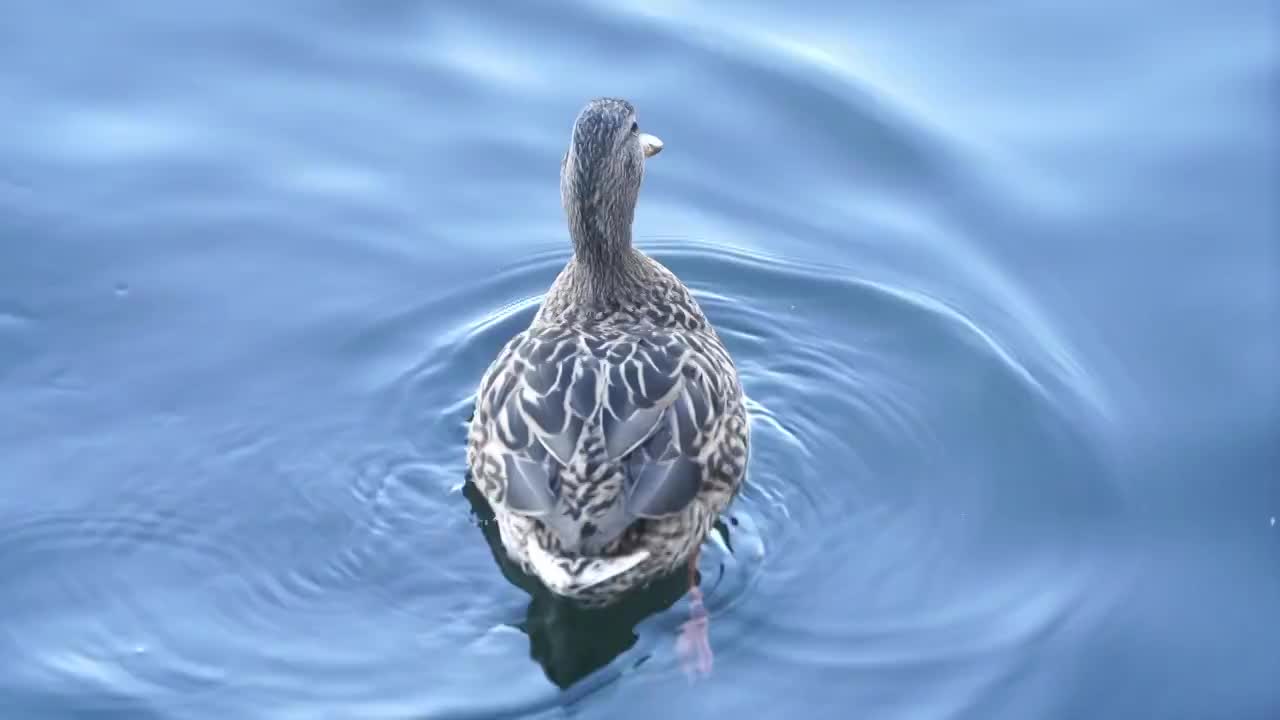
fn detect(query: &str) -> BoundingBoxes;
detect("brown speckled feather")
[466,98,749,605]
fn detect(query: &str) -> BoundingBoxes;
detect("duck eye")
[630,121,639,134]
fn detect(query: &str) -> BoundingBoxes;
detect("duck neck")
[566,202,642,304]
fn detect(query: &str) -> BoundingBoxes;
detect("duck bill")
[639,132,663,158]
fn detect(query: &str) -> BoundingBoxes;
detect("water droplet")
[1270,516,1276,527]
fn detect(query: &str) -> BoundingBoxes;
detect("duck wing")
[473,324,731,520]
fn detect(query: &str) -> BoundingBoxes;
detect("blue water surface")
[1,1,1277,718]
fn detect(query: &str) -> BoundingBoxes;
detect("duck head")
[560,98,662,269]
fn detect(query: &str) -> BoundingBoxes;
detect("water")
[1,1,1276,718]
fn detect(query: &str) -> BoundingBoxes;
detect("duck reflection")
[463,481,699,688]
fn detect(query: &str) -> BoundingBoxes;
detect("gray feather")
[626,454,701,518]
[502,452,556,515]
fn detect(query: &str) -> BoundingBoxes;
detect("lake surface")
[1,1,1277,718]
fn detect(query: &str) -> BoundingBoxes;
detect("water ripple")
[6,0,1250,714]
[330,234,1122,711]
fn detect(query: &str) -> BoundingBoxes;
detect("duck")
[467,98,750,609]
